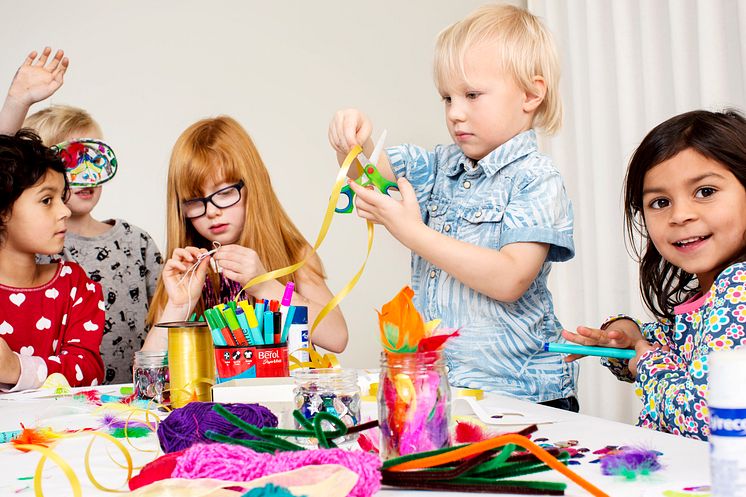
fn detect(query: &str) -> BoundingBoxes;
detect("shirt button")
[463,181,471,189]
[429,270,437,278]
[430,204,437,211]
[475,211,482,218]
[444,224,451,232]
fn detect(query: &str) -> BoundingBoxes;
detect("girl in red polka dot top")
[0,130,104,391]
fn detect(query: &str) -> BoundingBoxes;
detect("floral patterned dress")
[603,261,746,440]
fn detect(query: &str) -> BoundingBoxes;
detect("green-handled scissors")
[335,130,399,214]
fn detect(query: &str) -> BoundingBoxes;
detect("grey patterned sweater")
[38,219,163,383]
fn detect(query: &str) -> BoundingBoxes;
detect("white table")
[0,384,709,497]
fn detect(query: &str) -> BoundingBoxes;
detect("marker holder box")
[214,343,290,383]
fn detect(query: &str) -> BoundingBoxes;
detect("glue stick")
[709,349,746,496]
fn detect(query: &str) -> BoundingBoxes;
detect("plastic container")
[133,350,169,404]
[709,349,746,497]
[293,368,361,442]
[378,350,451,459]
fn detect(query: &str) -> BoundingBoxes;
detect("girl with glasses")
[143,116,349,353]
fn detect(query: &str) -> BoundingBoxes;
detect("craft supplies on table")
[378,350,451,459]
[293,368,361,443]
[132,350,169,404]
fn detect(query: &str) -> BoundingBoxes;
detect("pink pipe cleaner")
[172,443,381,497]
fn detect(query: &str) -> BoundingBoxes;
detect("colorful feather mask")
[377,286,458,353]
[53,138,118,187]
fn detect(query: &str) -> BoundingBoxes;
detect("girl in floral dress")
[563,110,746,440]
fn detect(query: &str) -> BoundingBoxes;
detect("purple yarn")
[157,402,277,453]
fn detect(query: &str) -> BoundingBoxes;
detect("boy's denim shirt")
[387,129,578,402]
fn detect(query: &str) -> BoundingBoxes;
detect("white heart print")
[75,364,83,382]
[70,287,77,300]
[86,283,95,292]
[0,321,12,335]
[36,317,52,330]
[45,288,59,299]
[83,321,99,331]
[60,265,72,277]
[9,293,25,306]
[20,346,34,356]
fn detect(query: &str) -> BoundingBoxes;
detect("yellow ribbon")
[12,430,133,497]
[289,347,341,370]
[236,146,376,335]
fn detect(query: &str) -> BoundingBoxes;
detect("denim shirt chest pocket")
[424,195,452,232]
[456,203,504,249]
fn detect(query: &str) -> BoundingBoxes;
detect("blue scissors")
[336,130,399,214]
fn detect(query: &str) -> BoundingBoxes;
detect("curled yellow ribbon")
[13,430,133,497]
[289,347,341,370]
[236,146,375,335]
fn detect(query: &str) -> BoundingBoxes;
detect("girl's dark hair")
[624,109,746,321]
[0,129,68,242]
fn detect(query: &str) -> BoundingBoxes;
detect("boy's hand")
[328,109,372,156]
[349,176,423,243]
[162,247,210,308]
[560,324,642,362]
[7,47,68,108]
[214,244,270,293]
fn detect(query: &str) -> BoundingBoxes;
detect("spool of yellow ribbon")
[236,146,375,335]
[167,325,215,408]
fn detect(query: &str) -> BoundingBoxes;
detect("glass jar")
[378,350,451,459]
[133,350,169,404]
[293,368,361,443]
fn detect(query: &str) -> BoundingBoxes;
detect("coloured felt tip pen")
[213,307,238,346]
[263,310,274,346]
[280,281,295,331]
[238,300,264,346]
[234,307,254,345]
[280,305,295,344]
[543,342,636,360]
[203,309,227,346]
[221,306,248,346]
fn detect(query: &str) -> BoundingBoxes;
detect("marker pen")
[543,342,636,360]
[203,309,227,346]
[273,311,282,344]
[238,300,264,345]
[263,310,274,346]
[255,299,265,326]
[281,305,295,344]
[213,307,238,346]
[280,281,295,332]
[221,306,248,346]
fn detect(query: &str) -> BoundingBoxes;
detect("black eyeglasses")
[181,180,244,219]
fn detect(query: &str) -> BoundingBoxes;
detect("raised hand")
[8,47,69,107]
[1,47,69,134]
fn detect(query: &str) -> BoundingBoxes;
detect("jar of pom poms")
[293,368,361,443]
[378,350,451,459]
[133,350,169,404]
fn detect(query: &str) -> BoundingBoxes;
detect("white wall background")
[0,0,490,382]
[4,1,745,425]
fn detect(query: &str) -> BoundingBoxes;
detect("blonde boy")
[329,4,578,408]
